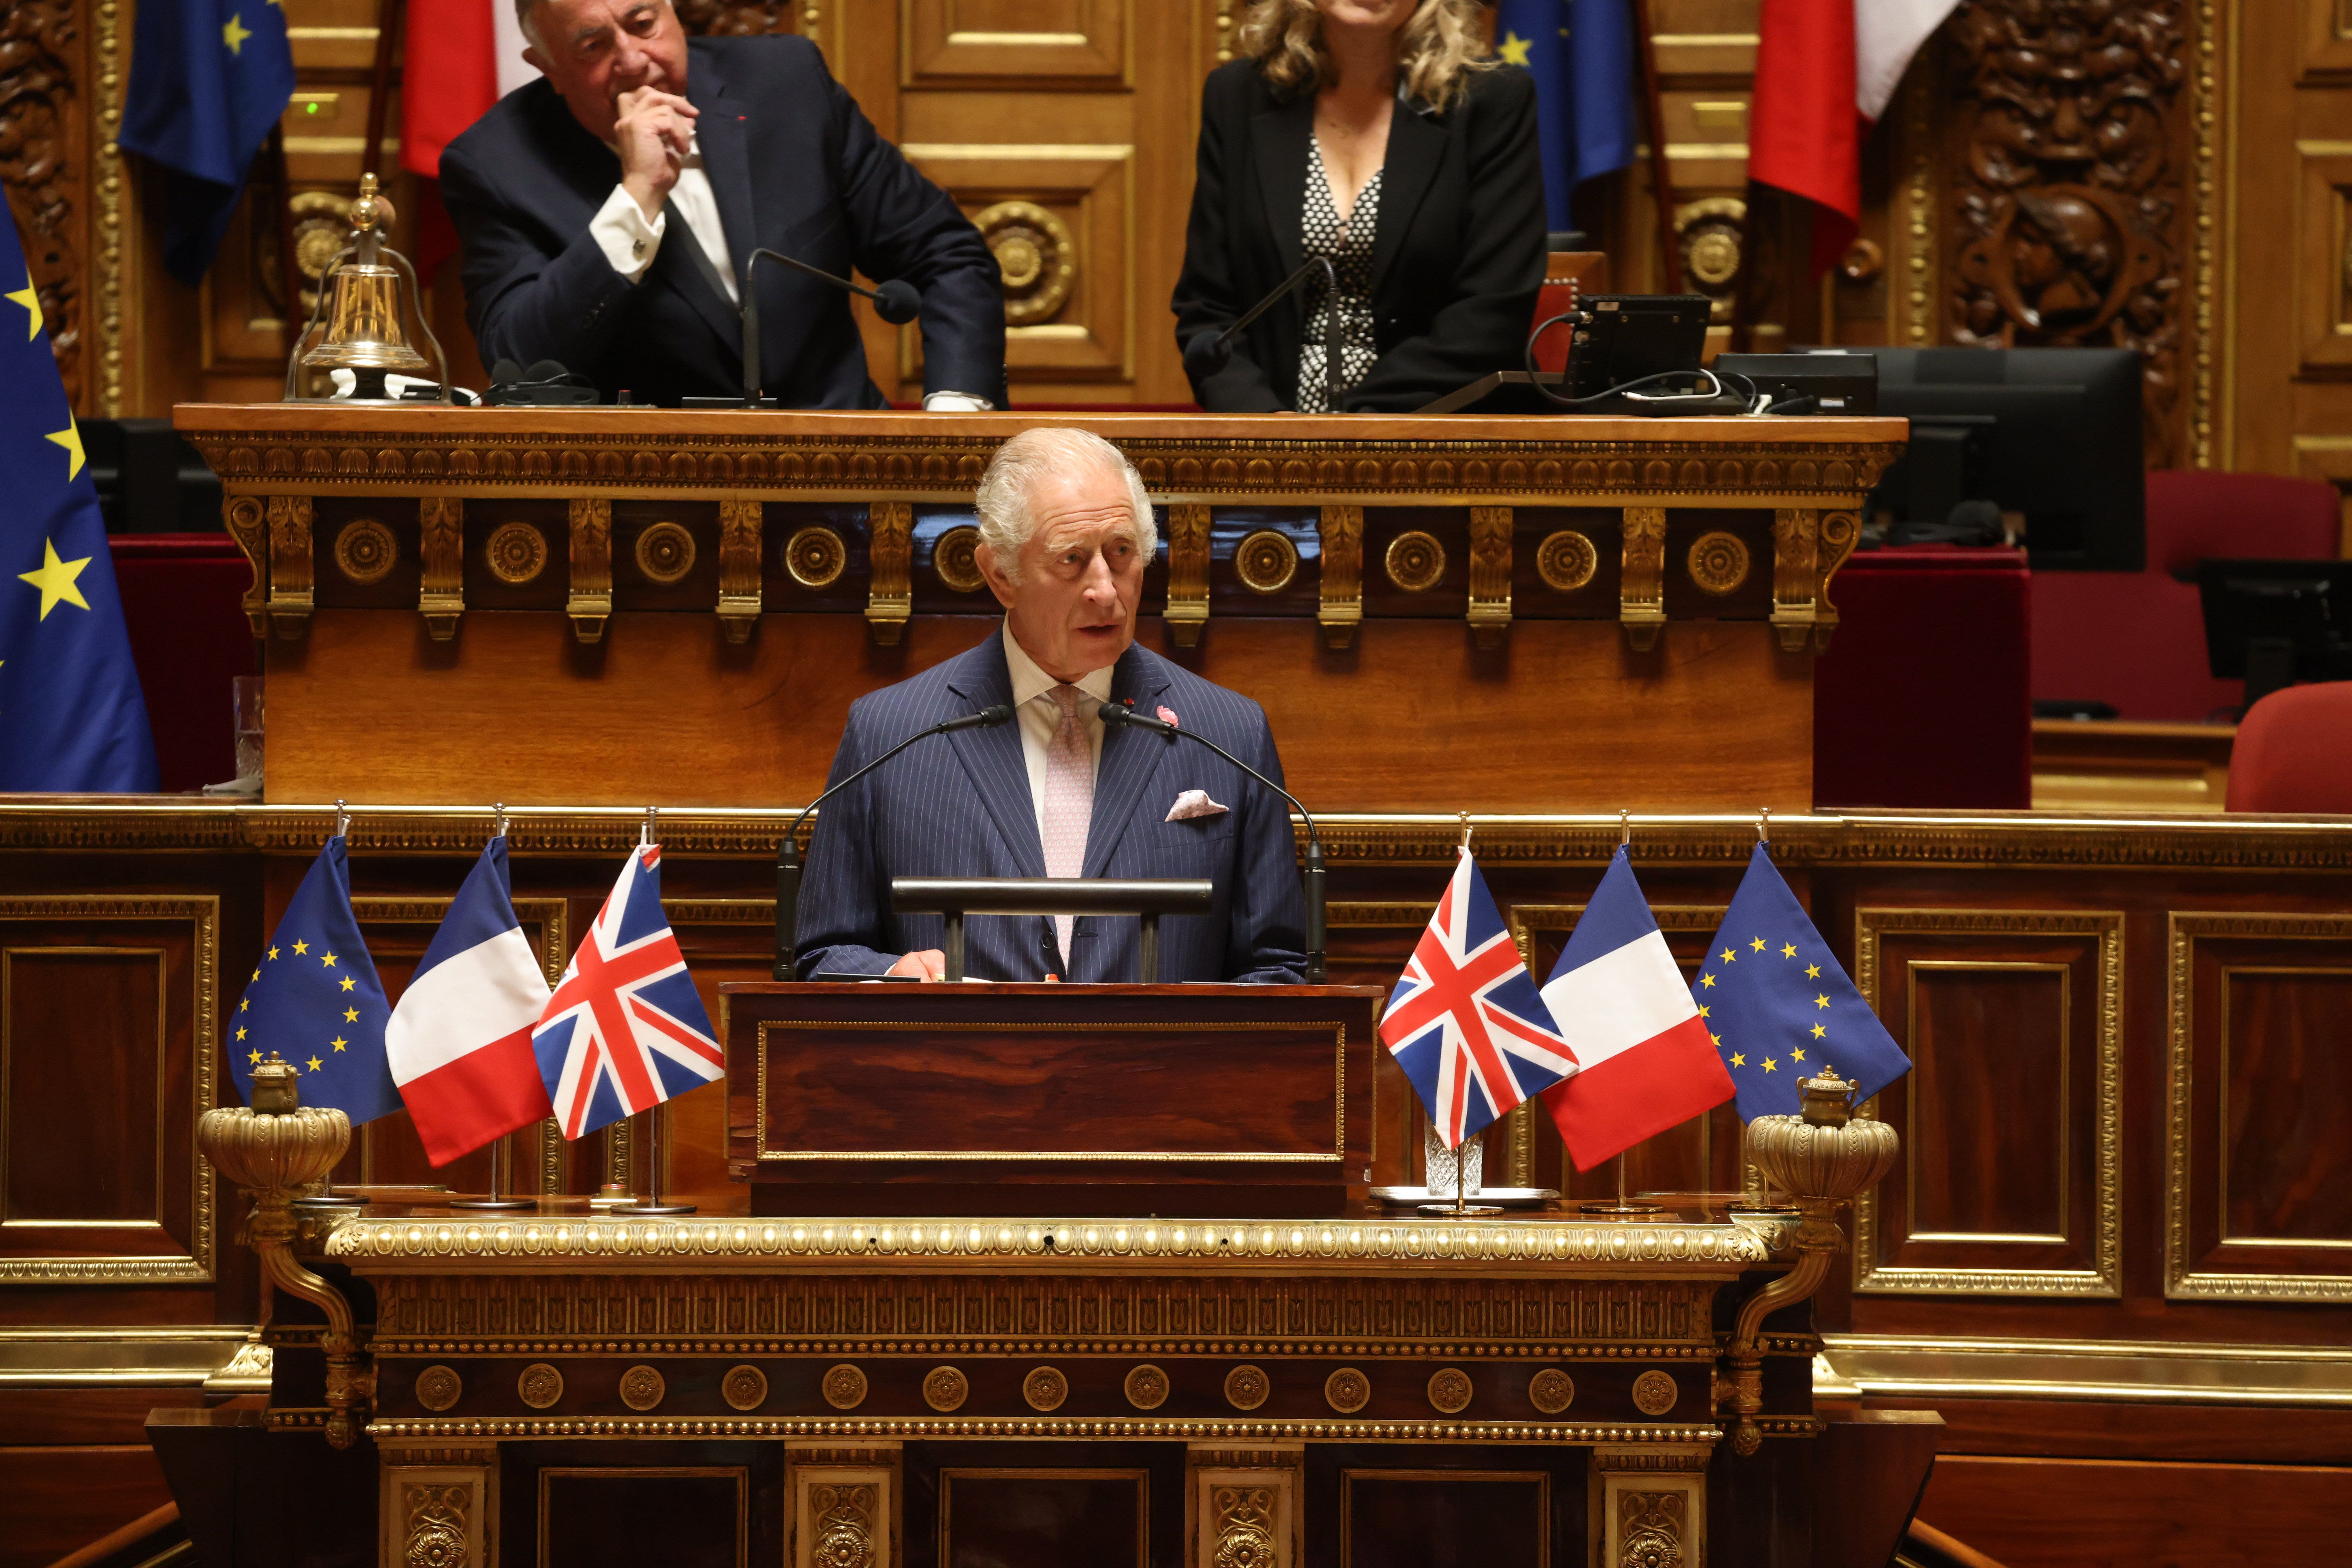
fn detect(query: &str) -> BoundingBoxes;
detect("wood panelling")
[0,1444,177,1568]
[0,900,218,1285]
[2166,912,2352,1302]
[1852,910,2122,1298]
[2294,140,2352,371]
[1914,1453,2352,1568]
[903,0,1128,84]
[667,900,778,1214]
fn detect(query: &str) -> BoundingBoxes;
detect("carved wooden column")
[786,1442,899,1568]
[1619,506,1667,651]
[1187,1444,1301,1568]
[266,496,315,639]
[1163,503,1212,648]
[1467,505,1513,648]
[1591,1443,1710,1568]
[717,498,764,644]
[865,501,912,646]
[567,497,612,644]
[1316,505,1363,649]
[418,497,464,641]
[377,1444,496,1568]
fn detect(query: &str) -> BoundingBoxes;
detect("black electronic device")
[1833,346,2145,570]
[1711,352,1878,414]
[684,246,921,411]
[2197,559,2352,709]
[1097,701,1327,984]
[485,358,599,406]
[771,704,1014,979]
[1563,294,1711,399]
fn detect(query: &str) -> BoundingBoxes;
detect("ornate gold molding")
[716,498,763,642]
[419,496,463,640]
[1767,509,1819,653]
[266,495,315,639]
[1466,507,1512,648]
[1620,507,1666,650]
[566,497,611,643]
[2165,911,2352,1303]
[0,895,217,1285]
[1316,506,1362,649]
[370,1413,1723,1444]
[1164,503,1211,647]
[1820,1332,2352,1404]
[1851,908,2124,1298]
[224,494,269,637]
[865,501,911,645]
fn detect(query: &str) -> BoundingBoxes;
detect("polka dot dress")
[1297,136,1382,413]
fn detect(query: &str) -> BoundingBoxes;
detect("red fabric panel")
[2226,682,2352,813]
[109,535,255,793]
[2029,570,2240,722]
[1814,546,2031,809]
[2146,469,2339,580]
[1750,0,1860,276]
[402,0,500,180]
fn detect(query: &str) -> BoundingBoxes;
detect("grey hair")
[516,0,540,45]
[973,427,1158,584]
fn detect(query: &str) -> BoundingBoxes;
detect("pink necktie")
[1041,683,1095,970]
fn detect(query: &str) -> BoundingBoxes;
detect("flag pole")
[454,803,540,1211]
[1581,808,1665,1216]
[295,800,358,1209]
[628,805,697,1215]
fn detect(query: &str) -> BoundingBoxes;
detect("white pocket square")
[1166,789,1230,821]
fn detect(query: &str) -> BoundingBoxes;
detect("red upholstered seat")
[2227,682,2352,813]
[2031,469,2339,720]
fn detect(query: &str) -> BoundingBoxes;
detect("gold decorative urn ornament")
[196,1053,370,1447]
[1727,1073,1899,1455]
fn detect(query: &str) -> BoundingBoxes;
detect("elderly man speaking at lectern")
[794,428,1307,983]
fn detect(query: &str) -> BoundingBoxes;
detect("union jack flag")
[1379,849,1579,1148]
[533,846,723,1140]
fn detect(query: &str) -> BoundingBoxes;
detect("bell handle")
[281,245,356,402]
[379,242,455,405]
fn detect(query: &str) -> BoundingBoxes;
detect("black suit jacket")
[440,36,1005,408]
[1171,58,1545,413]
[794,635,1307,984]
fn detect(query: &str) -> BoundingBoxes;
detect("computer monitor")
[1833,347,2147,570]
[2198,559,2352,709]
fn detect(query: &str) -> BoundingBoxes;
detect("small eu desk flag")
[1494,0,1639,231]
[0,213,157,793]
[1698,844,1911,1121]
[230,837,403,1126]
[118,0,297,283]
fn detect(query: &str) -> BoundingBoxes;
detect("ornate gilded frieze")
[369,1412,1722,1444]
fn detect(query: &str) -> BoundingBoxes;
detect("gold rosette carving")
[1223,1363,1270,1411]
[1324,1367,1371,1414]
[822,1363,869,1410]
[1124,1364,1170,1410]
[923,1365,969,1412]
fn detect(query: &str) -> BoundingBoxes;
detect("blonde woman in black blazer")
[1172,0,1546,413]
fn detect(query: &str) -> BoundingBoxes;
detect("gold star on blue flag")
[230,835,401,1124]
[0,211,156,790]
[1695,844,1911,1121]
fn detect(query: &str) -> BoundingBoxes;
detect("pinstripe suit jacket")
[794,634,1308,982]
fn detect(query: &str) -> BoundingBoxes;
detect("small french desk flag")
[385,837,555,1166]
[1538,848,1736,1170]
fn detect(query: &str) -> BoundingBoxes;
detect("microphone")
[1097,702,1328,984]
[737,247,922,408]
[1182,257,1344,413]
[773,704,1014,980]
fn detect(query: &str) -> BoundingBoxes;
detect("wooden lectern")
[724,982,1381,1217]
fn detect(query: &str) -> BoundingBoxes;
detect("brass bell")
[286,172,449,403]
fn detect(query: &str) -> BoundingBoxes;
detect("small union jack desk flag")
[1378,848,1578,1148]
[533,846,723,1140]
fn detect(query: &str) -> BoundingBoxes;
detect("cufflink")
[631,238,646,259]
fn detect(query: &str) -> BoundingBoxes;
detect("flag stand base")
[1580,1153,1666,1215]
[451,1142,536,1211]
[622,1108,697,1216]
[1418,1130,1503,1215]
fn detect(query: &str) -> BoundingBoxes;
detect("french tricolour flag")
[384,837,555,1166]
[1538,848,1736,1171]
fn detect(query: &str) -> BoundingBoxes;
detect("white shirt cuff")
[591,186,664,283]
[922,392,995,411]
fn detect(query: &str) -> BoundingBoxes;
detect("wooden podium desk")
[173,405,1906,813]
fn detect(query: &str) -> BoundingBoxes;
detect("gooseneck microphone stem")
[773,705,1013,980]
[738,247,922,408]
[1187,257,1343,413]
[1098,704,1327,985]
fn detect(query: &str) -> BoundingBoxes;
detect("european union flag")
[1697,844,1911,1121]
[0,213,157,793]
[1495,0,1640,231]
[117,0,296,283]
[231,837,403,1126]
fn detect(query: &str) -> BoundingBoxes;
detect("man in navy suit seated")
[440,0,1003,409]
[795,428,1308,983]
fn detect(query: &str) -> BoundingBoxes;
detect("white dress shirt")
[589,139,738,303]
[1001,620,1114,846]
